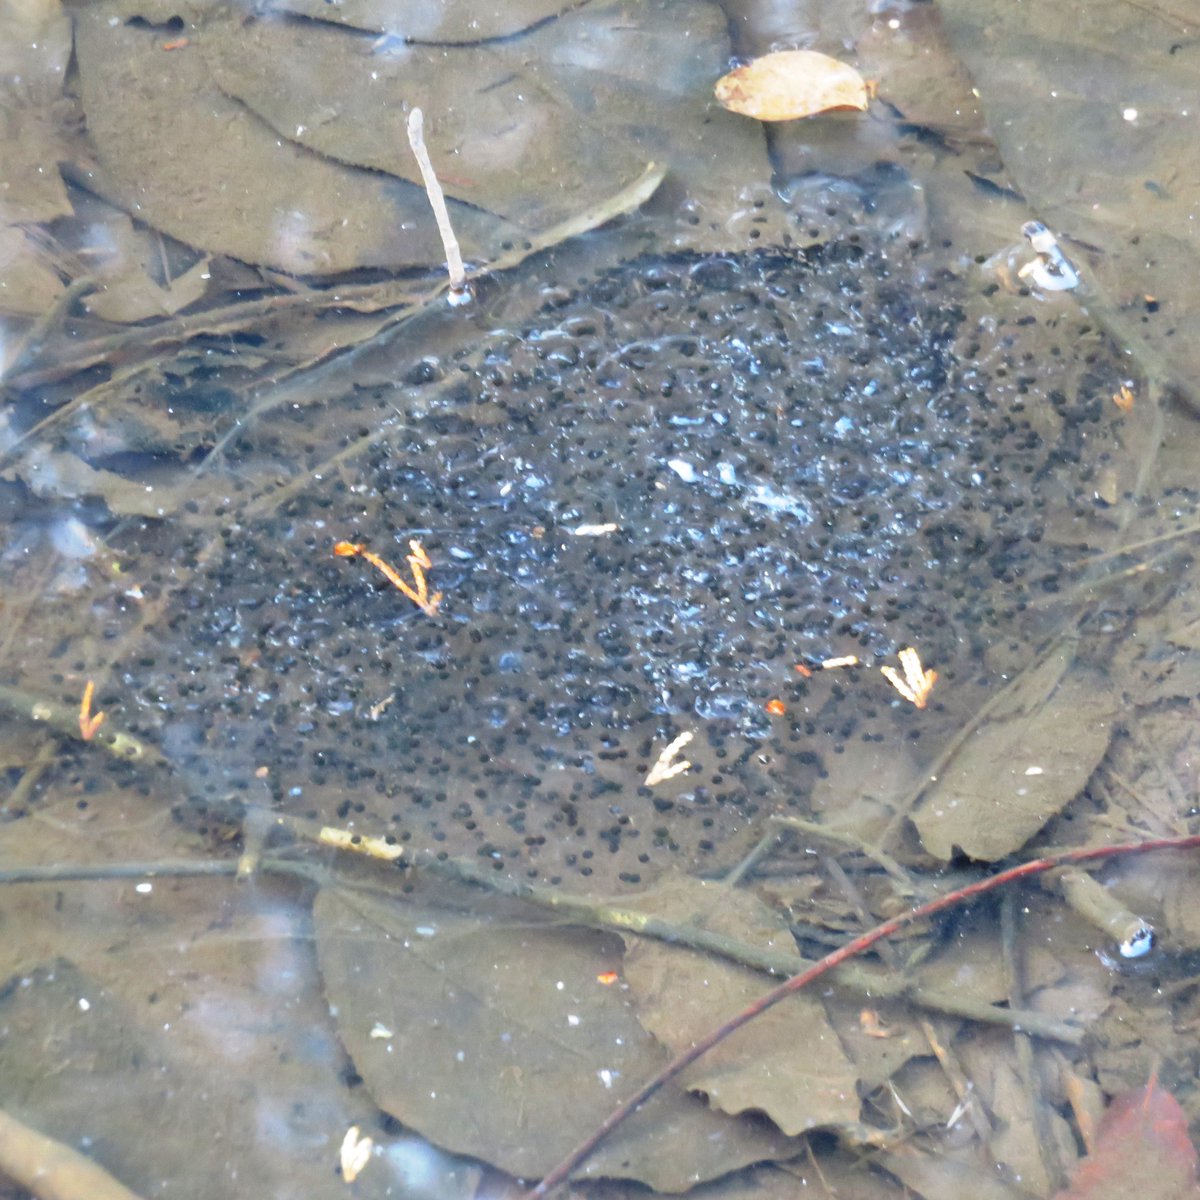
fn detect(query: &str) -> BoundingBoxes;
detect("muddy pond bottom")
[125,239,1126,891]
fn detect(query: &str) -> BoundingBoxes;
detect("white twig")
[340,1125,374,1183]
[406,107,471,306]
[644,731,694,787]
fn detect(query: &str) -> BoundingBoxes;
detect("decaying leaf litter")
[4,0,1200,1197]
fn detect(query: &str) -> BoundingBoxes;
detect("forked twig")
[0,682,159,766]
[334,539,442,617]
[525,831,1200,1198]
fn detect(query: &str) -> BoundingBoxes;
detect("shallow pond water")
[4,1,1200,1198]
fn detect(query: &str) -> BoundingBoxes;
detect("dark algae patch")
[123,238,1125,891]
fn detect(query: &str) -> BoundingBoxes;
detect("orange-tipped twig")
[78,680,105,740]
[526,830,1200,1198]
[334,539,442,617]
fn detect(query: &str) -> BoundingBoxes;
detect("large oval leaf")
[314,887,802,1190]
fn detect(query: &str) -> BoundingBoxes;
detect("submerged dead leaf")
[72,0,513,275]
[1,448,194,518]
[714,50,869,122]
[267,0,571,40]
[0,226,66,319]
[81,213,212,323]
[0,957,386,1200]
[881,1142,1032,1200]
[0,0,74,321]
[618,877,862,1137]
[69,0,782,277]
[313,887,801,1189]
[937,0,1200,415]
[1053,1080,1200,1200]
[208,0,776,249]
[0,0,74,227]
[962,1045,1079,1196]
[912,647,1114,861]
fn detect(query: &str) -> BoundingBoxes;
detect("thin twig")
[0,275,97,387]
[2,739,57,816]
[0,855,335,888]
[1067,521,1200,571]
[0,860,240,885]
[767,814,915,892]
[406,107,470,305]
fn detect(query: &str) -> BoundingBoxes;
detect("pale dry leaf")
[714,50,869,122]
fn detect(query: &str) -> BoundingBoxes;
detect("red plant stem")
[527,832,1200,1198]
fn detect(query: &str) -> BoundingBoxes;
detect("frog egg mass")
[125,238,1124,891]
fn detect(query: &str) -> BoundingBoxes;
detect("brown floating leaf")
[912,648,1114,861]
[314,887,801,1189]
[714,50,869,122]
[618,877,862,1137]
